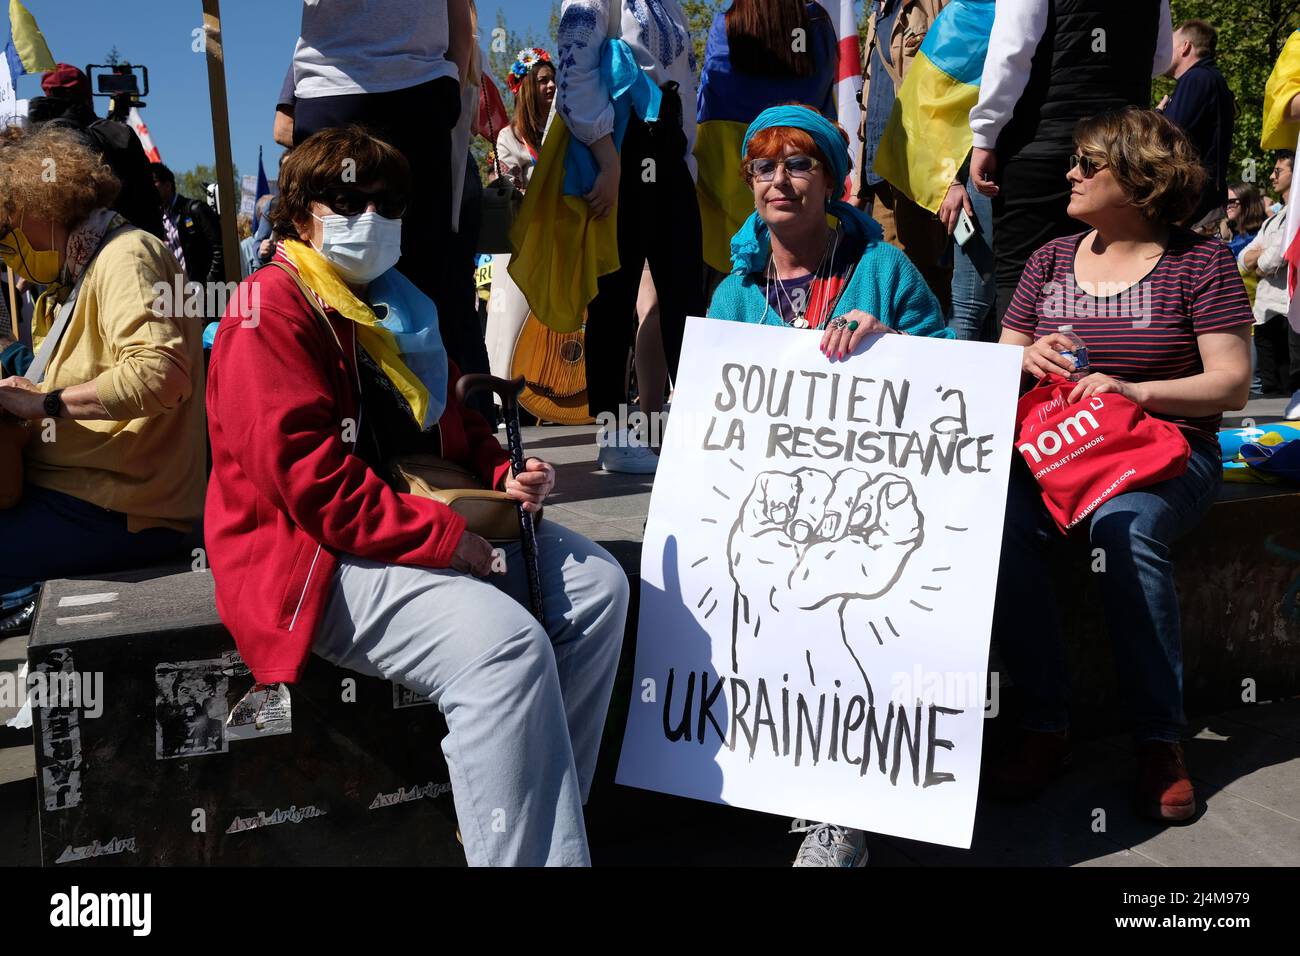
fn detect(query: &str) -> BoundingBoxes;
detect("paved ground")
[1,396,1295,867]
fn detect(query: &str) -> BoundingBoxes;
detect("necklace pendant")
[792,315,809,329]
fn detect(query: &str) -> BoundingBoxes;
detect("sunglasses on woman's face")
[314,185,407,219]
[1226,198,1241,207]
[1068,154,1108,179]
[746,155,823,183]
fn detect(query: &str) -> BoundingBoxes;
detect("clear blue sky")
[9,0,556,182]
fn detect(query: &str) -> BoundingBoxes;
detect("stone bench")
[1028,482,1300,735]
[27,565,464,866]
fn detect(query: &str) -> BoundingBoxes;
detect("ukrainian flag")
[874,0,993,214]
[694,6,839,275]
[1262,29,1300,150]
[4,0,55,77]
[695,119,752,275]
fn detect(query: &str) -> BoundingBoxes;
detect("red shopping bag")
[1014,375,1191,532]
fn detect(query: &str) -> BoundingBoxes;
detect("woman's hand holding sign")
[820,310,896,361]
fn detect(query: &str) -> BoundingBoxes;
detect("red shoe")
[1135,741,1197,823]
[989,729,1072,801]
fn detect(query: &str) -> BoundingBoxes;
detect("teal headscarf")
[729,105,884,274]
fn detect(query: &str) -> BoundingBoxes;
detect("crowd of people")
[0,0,1292,867]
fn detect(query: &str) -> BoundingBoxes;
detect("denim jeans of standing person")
[313,521,629,866]
[947,180,997,342]
[991,438,1221,742]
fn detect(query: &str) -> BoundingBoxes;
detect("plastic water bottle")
[1057,325,1090,382]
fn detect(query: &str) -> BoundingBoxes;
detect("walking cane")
[456,373,544,623]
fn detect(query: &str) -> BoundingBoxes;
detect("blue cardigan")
[707,212,954,339]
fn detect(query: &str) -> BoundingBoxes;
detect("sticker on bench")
[56,592,119,608]
[36,647,83,811]
[226,682,292,741]
[155,659,229,759]
[392,683,436,709]
[54,835,137,864]
[55,611,117,626]
[368,781,453,809]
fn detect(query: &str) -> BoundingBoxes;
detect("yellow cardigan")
[25,228,206,533]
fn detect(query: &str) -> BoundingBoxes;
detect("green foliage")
[178,163,240,213]
[1156,0,1300,196]
[680,0,725,70]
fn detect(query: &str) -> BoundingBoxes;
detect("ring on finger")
[829,316,849,331]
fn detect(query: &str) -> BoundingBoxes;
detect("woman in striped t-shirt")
[991,108,1252,824]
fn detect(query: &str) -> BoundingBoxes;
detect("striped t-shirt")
[1003,228,1254,447]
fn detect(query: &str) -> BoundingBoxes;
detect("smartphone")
[954,208,976,247]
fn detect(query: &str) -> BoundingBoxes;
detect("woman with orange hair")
[708,105,951,355]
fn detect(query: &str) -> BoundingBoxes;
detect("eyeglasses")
[1226,198,1241,207]
[313,185,407,219]
[746,155,823,183]
[1068,154,1108,178]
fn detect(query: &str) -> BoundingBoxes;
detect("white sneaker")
[596,428,659,474]
[1285,389,1300,420]
[790,821,869,867]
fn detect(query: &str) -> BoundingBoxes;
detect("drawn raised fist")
[726,467,925,672]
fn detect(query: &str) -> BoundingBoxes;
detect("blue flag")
[253,146,270,231]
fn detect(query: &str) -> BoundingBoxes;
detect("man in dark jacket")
[1158,19,1235,228]
[151,162,225,285]
[29,64,165,241]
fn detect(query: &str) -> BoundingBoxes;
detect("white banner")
[240,174,257,217]
[616,318,1022,848]
[0,54,18,127]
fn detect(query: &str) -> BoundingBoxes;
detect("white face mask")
[312,211,403,283]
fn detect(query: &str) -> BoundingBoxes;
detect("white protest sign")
[0,55,19,128]
[616,318,1023,848]
[239,174,257,217]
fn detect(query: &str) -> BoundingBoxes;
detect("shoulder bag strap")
[26,225,129,385]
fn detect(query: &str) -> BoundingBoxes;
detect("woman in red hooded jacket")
[204,125,629,867]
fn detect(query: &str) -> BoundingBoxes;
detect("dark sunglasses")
[1068,154,1108,179]
[313,185,407,219]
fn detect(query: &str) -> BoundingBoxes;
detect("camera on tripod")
[86,63,149,122]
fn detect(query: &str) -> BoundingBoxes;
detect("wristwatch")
[43,388,64,419]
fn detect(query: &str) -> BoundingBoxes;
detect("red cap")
[41,63,93,108]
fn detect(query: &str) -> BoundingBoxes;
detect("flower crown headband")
[506,47,553,95]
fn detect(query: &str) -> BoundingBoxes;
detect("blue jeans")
[0,484,188,593]
[991,438,1222,741]
[313,521,629,866]
[947,181,998,342]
